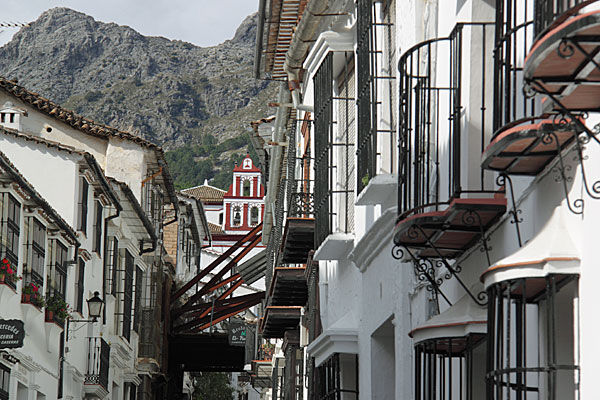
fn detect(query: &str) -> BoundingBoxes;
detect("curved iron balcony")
[395,23,506,259]
[525,1,600,113]
[485,1,596,177]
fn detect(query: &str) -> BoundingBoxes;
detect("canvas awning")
[481,205,580,290]
[409,293,487,344]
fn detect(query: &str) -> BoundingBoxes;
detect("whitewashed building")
[251,0,600,399]
[0,76,181,400]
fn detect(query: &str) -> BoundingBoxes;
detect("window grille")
[356,0,397,193]
[75,258,85,314]
[314,52,356,249]
[93,201,103,253]
[0,363,9,400]
[78,178,89,234]
[143,175,164,232]
[314,53,333,249]
[314,353,358,400]
[414,336,486,400]
[0,193,20,273]
[122,250,134,341]
[105,237,119,296]
[133,266,143,333]
[23,217,45,289]
[486,275,579,400]
[284,346,304,400]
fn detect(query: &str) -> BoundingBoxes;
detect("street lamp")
[86,291,104,322]
[66,291,104,341]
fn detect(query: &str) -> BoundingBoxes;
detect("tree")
[193,372,234,400]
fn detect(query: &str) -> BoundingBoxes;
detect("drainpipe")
[254,0,267,79]
[262,0,332,243]
[262,82,291,243]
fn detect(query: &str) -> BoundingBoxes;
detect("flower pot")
[22,293,31,303]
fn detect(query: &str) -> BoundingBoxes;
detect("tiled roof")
[0,78,159,148]
[181,184,226,203]
[0,77,178,208]
[207,222,224,234]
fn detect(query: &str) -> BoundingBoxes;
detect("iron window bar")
[315,353,358,400]
[314,51,356,250]
[357,0,397,194]
[0,193,20,289]
[0,363,9,400]
[485,275,580,400]
[84,337,110,391]
[414,335,486,400]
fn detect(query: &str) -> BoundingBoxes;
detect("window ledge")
[314,233,354,261]
[349,207,397,272]
[355,174,397,206]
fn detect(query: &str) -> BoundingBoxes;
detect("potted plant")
[0,258,21,287]
[45,295,72,323]
[22,282,45,308]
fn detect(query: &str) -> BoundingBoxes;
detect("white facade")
[251,0,599,399]
[0,77,178,400]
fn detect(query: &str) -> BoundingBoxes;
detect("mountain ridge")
[0,7,273,149]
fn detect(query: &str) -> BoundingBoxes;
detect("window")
[125,382,137,400]
[356,0,397,193]
[314,354,358,400]
[122,251,134,341]
[23,217,45,288]
[0,113,4,124]
[0,193,21,269]
[133,266,143,333]
[219,212,223,225]
[0,364,9,400]
[74,258,85,314]
[486,276,579,400]
[233,205,241,226]
[250,206,259,226]
[313,52,355,248]
[78,178,89,234]
[243,180,251,197]
[47,240,68,299]
[93,201,103,253]
[105,237,119,296]
[415,336,486,400]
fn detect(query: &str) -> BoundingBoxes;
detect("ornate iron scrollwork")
[496,173,523,247]
[289,192,314,218]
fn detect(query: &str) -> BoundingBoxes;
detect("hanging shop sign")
[228,322,246,347]
[0,319,25,349]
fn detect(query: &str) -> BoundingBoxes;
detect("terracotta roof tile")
[181,185,226,203]
[207,222,224,234]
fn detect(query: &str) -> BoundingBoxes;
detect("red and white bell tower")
[223,155,265,234]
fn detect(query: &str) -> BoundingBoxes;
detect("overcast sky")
[0,0,259,47]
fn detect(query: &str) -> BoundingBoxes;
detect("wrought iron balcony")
[84,337,110,397]
[396,23,506,259]
[485,0,600,213]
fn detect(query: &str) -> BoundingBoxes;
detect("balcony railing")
[84,337,110,391]
[398,23,496,218]
[533,0,594,37]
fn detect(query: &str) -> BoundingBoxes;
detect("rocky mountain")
[0,7,274,149]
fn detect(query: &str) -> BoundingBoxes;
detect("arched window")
[250,206,259,226]
[243,180,251,197]
[233,205,242,226]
